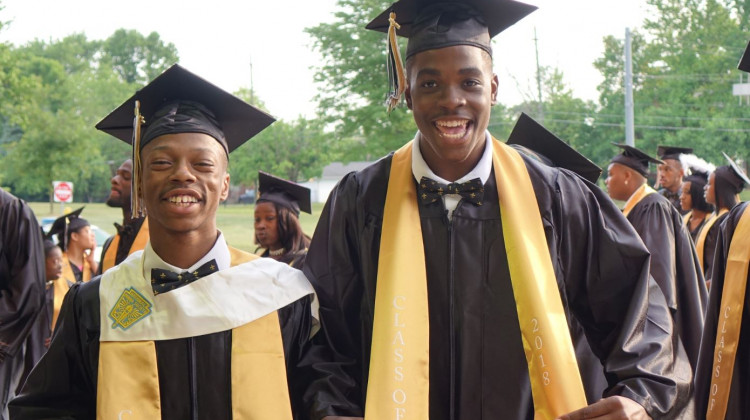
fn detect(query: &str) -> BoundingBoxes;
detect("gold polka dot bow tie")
[151,259,219,295]
[418,176,484,206]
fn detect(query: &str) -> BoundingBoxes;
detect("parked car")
[238,189,256,204]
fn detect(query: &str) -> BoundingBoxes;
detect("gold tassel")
[386,12,406,113]
[131,100,146,219]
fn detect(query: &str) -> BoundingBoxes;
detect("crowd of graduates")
[1,0,750,419]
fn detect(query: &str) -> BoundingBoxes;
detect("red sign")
[53,181,74,203]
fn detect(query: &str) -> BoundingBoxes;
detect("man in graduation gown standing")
[694,39,750,414]
[656,145,692,215]
[0,188,45,420]
[98,159,149,274]
[11,65,317,420]
[605,144,707,369]
[301,1,693,419]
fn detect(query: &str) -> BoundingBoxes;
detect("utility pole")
[624,28,635,146]
[534,27,544,123]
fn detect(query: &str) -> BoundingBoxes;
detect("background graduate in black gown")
[605,144,707,370]
[0,188,44,420]
[679,154,715,242]
[254,171,312,269]
[301,1,694,419]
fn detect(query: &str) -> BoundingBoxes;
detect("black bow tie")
[418,176,484,206]
[151,259,219,296]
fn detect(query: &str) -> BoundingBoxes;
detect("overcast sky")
[0,0,651,121]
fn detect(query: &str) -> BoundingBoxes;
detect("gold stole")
[61,252,91,283]
[51,278,71,332]
[696,209,729,271]
[101,218,150,272]
[96,247,293,420]
[683,211,692,227]
[622,184,656,218]
[365,139,587,420]
[706,205,750,419]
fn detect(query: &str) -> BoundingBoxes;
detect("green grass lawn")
[29,202,325,254]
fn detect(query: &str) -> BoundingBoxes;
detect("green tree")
[593,0,750,168]
[306,0,415,160]
[229,88,330,185]
[101,29,179,84]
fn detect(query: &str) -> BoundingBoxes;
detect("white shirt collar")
[142,232,231,277]
[411,130,493,185]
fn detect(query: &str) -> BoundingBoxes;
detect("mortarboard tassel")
[131,100,146,219]
[385,12,406,113]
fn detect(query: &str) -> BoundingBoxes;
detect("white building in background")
[301,161,374,203]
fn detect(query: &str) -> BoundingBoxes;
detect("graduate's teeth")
[168,195,198,205]
[435,120,469,137]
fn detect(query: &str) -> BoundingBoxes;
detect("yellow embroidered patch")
[109,287,152,330]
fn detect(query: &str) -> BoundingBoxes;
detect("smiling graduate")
[301,1,693,419]
[11,65,317,420]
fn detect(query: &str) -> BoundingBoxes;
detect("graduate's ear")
[491,73,499,104]
[220,172,230,202]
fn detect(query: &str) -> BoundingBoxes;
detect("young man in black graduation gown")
[11,65,316,420]
[301,1,693,419]
[656,145,692,215]
[98,158,149,274]
[0,188,45,420]
[605,144,707,369]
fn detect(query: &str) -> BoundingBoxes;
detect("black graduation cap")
[96,64,275,154]
[715,152,750,192]
[366,0,537,59]
[738,40,750,73]
[656,145,693,161]
[257,171,312,216]
[506,113,602,184]
[611,143,664,177]
[96,64,276,218]
[45,207,88,250]
[365,0,536,112]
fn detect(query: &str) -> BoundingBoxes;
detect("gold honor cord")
[706,206,750,420]
[97,249,293,419]
[366,140,586,420]
[385,12,406,113]
[696,208,729,271]
[622,184,656,218]
[131,100,146,219]
[101,218,150,272]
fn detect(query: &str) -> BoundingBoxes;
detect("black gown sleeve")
[9,280,100,420]
[543,170,693,418]
[278,294,316,420]
[625,195,706,368]
[0,192,45,362]
[301,172,368,420]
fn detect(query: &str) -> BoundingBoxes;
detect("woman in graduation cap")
[46,207,98,284]
[11,65,316,420]
[254,171,312,269]
[605,144,707,371]
[679,154,715,242]
[696,152,750,286]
